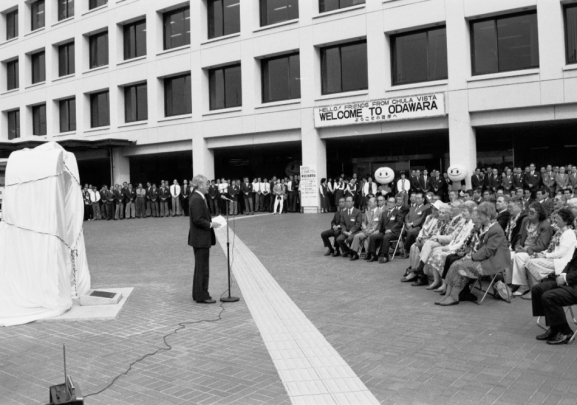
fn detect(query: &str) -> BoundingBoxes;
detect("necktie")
[402,179,405,189]
[349,209,352,216]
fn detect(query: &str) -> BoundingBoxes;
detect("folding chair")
[470,272,511,305]
[389,223,406,262]
[537,306,577,344]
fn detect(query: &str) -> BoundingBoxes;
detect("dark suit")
[336,208,363,254]
[418,176,431,193]
[368,208,402,257]
[524,171,542,193]
[496,209,511,232]
[487,174,501,192]
[502,175,513,192]
[532,249,577,328]
[241,182,254,214]
[512,173,524,190]
[539,198,554,217]
[321,209,344,253]
[403,203,431,251]
[508,213,526,248]
[410,176,420,195]
[471,174,483,190]
[188,192,216,302]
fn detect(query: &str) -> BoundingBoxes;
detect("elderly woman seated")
[400,201,442,279]
[437,202,511,306]
[423,202,477,291]
[511,202,553,297]
[520,208,577,300]
[531,248,577,345]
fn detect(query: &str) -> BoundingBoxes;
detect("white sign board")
[300,165,318,207]
[314,93,446,128]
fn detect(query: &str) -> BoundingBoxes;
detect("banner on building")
[300,165,318,207]
[314,93,446,128]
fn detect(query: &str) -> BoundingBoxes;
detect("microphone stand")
[220,195,239,303]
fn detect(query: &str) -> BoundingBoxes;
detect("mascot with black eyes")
[447,164,468,192]
[374,167,395,197]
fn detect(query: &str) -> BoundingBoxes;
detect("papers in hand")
[212,215,227,229]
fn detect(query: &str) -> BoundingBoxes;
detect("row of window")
[3,0,365,43]
[4,7,575,98]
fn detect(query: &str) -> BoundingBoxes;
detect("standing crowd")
[81,175,304,221]
[321,163,577,346]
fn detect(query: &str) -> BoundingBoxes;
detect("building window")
[163,7,190,50]
[471,11,539,76]
[31,0,45,31]
[58,0,74,20]
[391,27,448,85]
[7,109,20,140]
[6,9,18,40]
[260,0,298,27]
[262,53,300,103]
[208,0,240,39]
[32,51,46,84]
[321,40,367,95]
[89,0,107,9]
[125,83,148,123]
[7,59,19,90]
[123,19,146,60]
[164,74,191,117]
[90,91,109,128]
[319,0,365,13]
[89,31,108,69]
[209,64,242,110]
[59,98,76,132]
[58,42,75,77]
[32,104,47,136]
[565,4,577,64]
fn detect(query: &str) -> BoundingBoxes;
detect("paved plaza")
[1,214,577,405]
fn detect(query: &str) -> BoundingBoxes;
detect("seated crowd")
[320,164,577,346]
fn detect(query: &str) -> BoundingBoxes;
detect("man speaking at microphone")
[189,174,222,304]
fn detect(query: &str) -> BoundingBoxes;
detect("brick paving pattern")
[1,214,576,405]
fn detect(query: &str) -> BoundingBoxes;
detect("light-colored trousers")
[273,197,283,213]
[511,251,531,286]
[125,202,135,218]
[171,197,181,216]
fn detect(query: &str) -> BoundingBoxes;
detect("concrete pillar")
[301,109,326,214]
[111,148,130,185]
[192,137,215,180]
[448,90,476,190]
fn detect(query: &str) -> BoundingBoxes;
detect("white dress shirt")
[170,184,181,198]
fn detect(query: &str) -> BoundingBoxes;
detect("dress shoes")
[368,255,379,263]
[342,252,349,258]
[197,299,216,304]
[411,278,427,286]
[536,328,554,341]
[379,256,389,264]
[365,253,372,261]
[332,251,341,257]
[401,273,416,282]
[324,249,334,256]
[546,332,573,345]
[350,253,359,261]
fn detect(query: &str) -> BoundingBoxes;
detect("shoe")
[369,256,379,263]
[197,299,216,304]
[401,273,416,282]
[364,253,372,261]
[350,254,359,261]
[411,278,427,287]
[536,328,555,341]
[438,299,459,306]
[332,252,341,257]
[379,256,389,264]
[342,252,349,258]
[546,332,572,345]
[324,249,334,256]
[513,285,529,296]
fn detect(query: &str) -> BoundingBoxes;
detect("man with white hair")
[189,174,221,304]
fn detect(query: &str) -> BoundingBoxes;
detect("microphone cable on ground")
[84,213,243,399]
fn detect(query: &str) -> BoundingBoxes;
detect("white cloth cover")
[0,142,91,326]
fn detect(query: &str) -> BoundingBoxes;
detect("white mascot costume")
[0,142,91,326]
[374,167,395,185]
[447,164,468,191]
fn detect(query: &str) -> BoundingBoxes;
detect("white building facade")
[1,0,576,212]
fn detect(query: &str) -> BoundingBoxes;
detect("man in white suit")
[396,172,410,206]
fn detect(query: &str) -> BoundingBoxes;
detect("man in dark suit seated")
[321,198,345,257]
[402,192,430,257]
[532,249,577,345]
[536,187,554,217]
[366,197,402,263]
[495,195,511,231]
[335,196,363,258]
[188,174,222,304]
